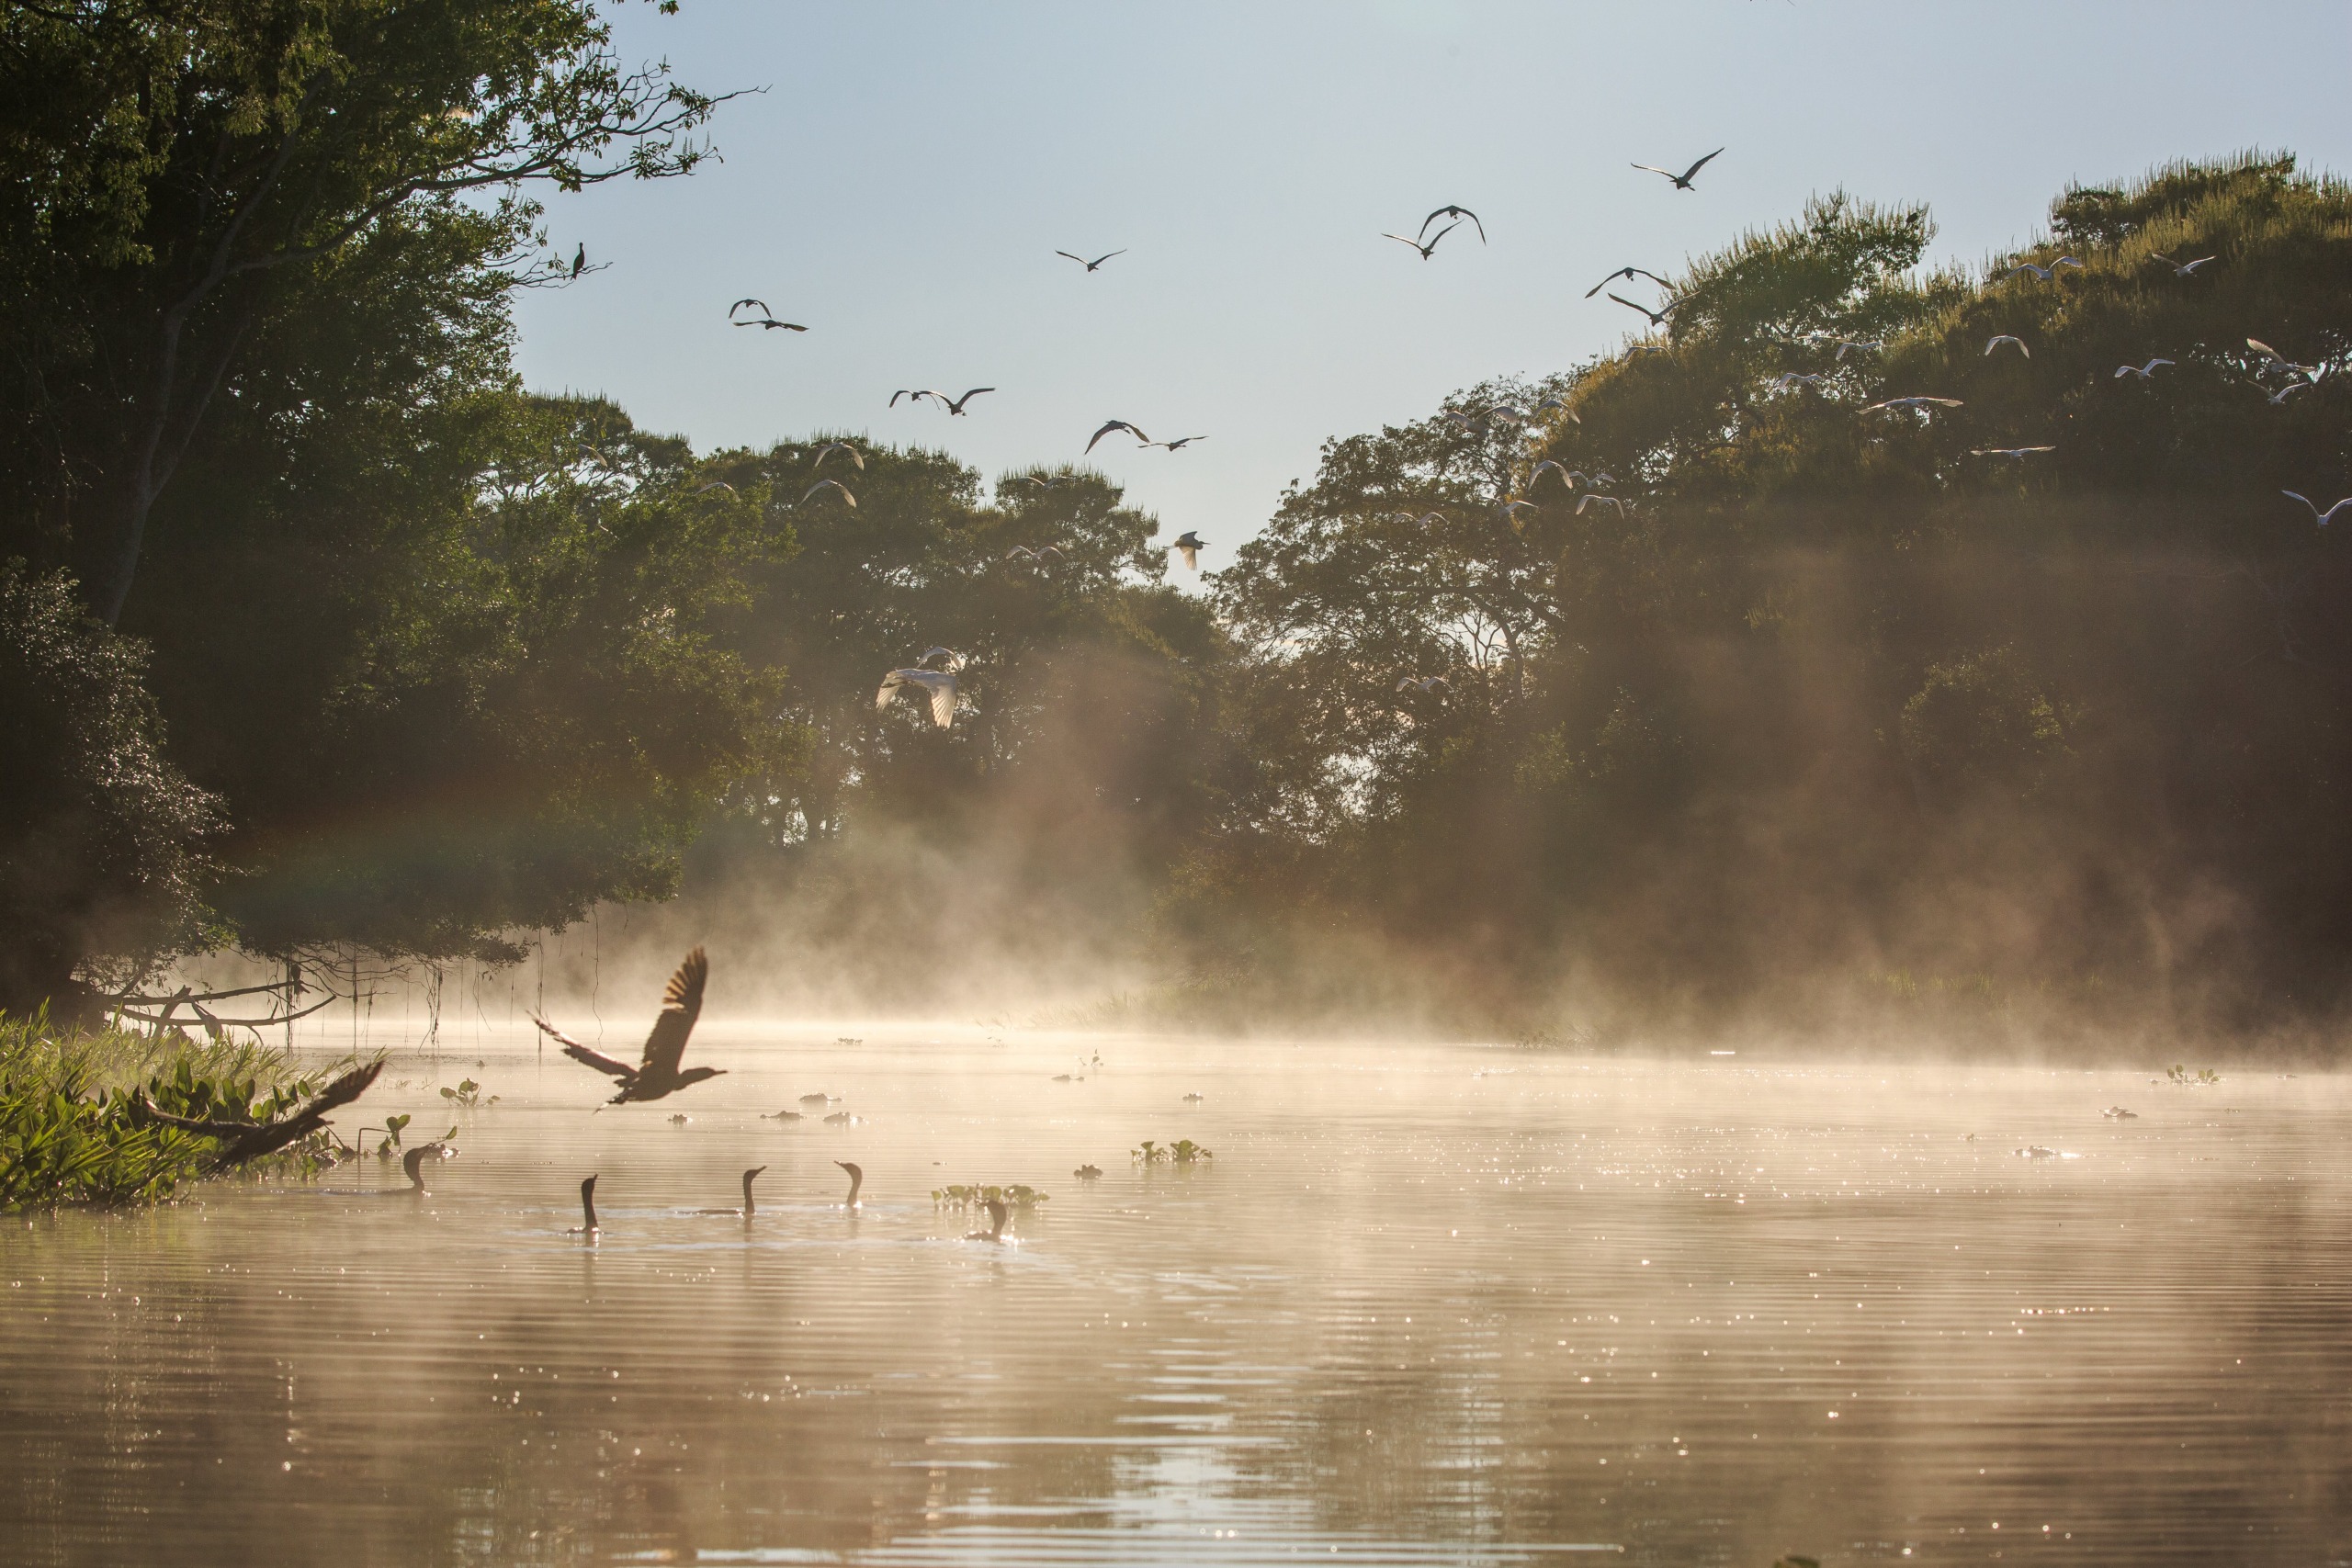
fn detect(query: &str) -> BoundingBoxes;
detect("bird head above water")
[966,1199,1010,1243]
[570,1174,600,1235]
[835,1160,864,1207]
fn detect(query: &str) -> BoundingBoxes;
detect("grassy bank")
[0,1012,349,1209]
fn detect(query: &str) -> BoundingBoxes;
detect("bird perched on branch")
[877,668,957,728]
[1632,148,1724,190]
[534,949,722,1105]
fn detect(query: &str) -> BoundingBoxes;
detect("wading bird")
[401,1145,439,1195]
[1970,446,2056,459]
[1984,334,2030,358]
[1396,675,1450,694]
[1087,419,1151,453]
[2113,357,2175,380]
[2148,252,2216,276]
[836,1161,864,1208]
[1170,531,1205,571]
[964,1198,1011,1243]
[535,948,722,1105]
[2001,257,2083,282]
[1057,249,1126,271]
[939,387,994,415]
[800,479,857,508]
[1607,291,1678,328]
[877,667,958,728]
[568,1175,600,1235]
[2282,491,2352,526]
[1419,205,1486,243]
[694,1168,766,1217]
[812,441,864,472]
[1586,265,1672,299]
[1382,220,1462,260]
[1632,148,1724,190]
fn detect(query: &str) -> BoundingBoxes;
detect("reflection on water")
[2,1035,2347,1566]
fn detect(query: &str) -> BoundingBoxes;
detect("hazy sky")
[514,0,2352,560]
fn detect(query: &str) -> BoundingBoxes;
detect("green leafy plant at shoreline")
[0,1012,354,1209]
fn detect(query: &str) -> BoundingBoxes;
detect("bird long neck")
[403,1147,428,1191]
[581,1177,598,1230]
[741,1169,758,1216]
[987,1201,1007,1240]
[845,1169,863,1206]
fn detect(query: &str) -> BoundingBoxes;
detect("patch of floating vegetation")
[932,1183,1049,1209]
[1133,1138,1212,1166]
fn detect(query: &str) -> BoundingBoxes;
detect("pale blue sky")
[513,0,2352,560]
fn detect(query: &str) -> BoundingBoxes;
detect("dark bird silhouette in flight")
[1419,205,1486,243]
[1087,419,1151,453]
[1383,220,1462,260]
[735,314,808,332]
[1170,531,1205,571]
[728,299,770,319]
[940,387,995,415]
[1586,265,1672,299]
[534,948,722,1105]
[1607,291,1678,328]
[1057,249,1126,271]
[1632,149,1724,190]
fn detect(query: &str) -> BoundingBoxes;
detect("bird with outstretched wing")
[535,948,721,1104]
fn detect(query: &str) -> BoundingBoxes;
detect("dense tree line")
[2,4,2345,1039]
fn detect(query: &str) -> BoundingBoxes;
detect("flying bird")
[1769,372,1828,389]
[534,948,721,1105]
[2001,257,2084,282]
[1832,337,1886,360]
[1530,459,1578,490]
[691,480,736,495]
[918,647,965,671]
[1984,335,2030,358]
[1018,473,1069,491]
[1148,435,1207,451]
[1576,494,1627,516]
[2282,491,2352,526]
[811,441,864,472]
[735,314,808,332]
[1532,393,1579,423]
[877,668,957,728]
[728,299,771,320]
[2148,252,2216,276]
[1004,544,1066,564]
[2260,379,2312,405]
[1170,531,1205,571]
[890,389,941,408]
[1607,292,1678,328]
[2246,338,2317,377]
[1057,249,1126,271]
[1864,396,1964,413]
[1086,419,1151,453]
[799,478,857,508]
[1396,675,1451,694]
[1631,148,1724,190]
[2113,357,2175,380]
[1382,220,1462,260]
[1499,499,1542,526]
[1419,205,1486,243]
[1586,265,1673,299]
[940,387,995,415]
[1970,446,2056,459]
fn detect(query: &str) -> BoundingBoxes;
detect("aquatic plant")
[2165,1065,2222,1085]
[931,1183,1049,1209]
[439,1077,499,1110]
[0,1012,353,1209]
[1132,1139,1213,1166]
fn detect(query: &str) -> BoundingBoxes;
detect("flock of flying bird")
[700,145,2341,731]
[375,947,1025,1241]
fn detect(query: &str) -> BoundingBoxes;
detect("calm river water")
[1,1032,2346,1566]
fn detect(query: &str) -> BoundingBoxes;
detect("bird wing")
[1605,292,1664,323]
[923,673,957,728]
[2149,358,2174,369]
[1630,164,1674,178]
[2054,256,2083,268]
[1176,545,1198,570]
[1091,250,1125,266]
[637,947,708,1079]
[2323,501,2352,525]
[1056,251,1086,265]
[1380,232,1424,251]
[537,1014,635,1077]
[1086,420,1144,452]
[2247,337,2282,361]
[2282,491,2318,517]
[729,298,769,317]
[954,388,997,409]
[876,670,909,710]
[1426,220,1462,250]
[1680,148,1725,182]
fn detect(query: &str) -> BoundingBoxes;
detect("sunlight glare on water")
[1,1032,2346,1566]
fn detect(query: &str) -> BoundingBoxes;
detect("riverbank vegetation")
[0,1014,354,1209]
[2,3,2346,1044]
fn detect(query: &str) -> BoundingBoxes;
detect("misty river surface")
[1,1034,2346,1567]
